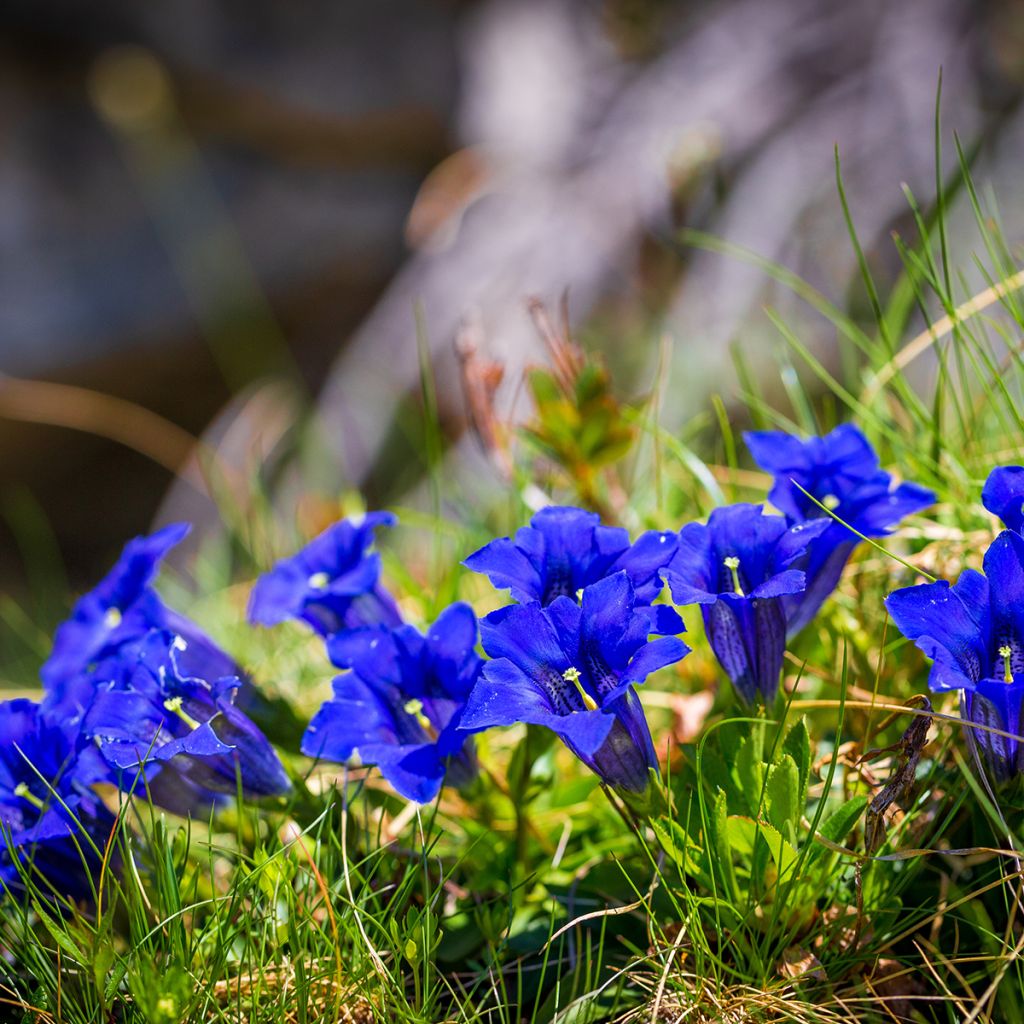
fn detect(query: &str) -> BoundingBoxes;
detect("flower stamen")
[1000,645,1014,684]
[13,782,45,811]
[163,696,202,731]
[563,666,598,711]
[403,698,437,739]
[103,606,123,629]
[723,556,745,597]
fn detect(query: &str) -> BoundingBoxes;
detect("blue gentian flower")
[1,700,115,900]
[886,529,1024,780]
[745,424,935,637]
[302,603,481,804]
[464,506,677,608]
[41,522,239,717]
[248,512,401,636]
[661,504,828,705]
[460,572,688,795]
[982,466,1024,533]
[82,632,291,804]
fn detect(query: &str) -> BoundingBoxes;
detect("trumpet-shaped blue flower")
[1,700,115,899]
[662,504,828,705]
[248,512,401,636]
[886,529,1024,780]
[41,523,239,717]
[302,603,482,804]
[82,632,290,804]
[982,466,1024,533]
[464,506,677,608]
[460,572,688,794]
[745,425,934,637]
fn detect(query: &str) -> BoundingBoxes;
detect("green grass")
[6,133,1024,1023]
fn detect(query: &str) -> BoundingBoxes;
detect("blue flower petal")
[611,530,677,602]
[702,600,755,703]
[463,537,544,605]
[851,480,935,535]
[372,745,448,804]
[885,570,990,691]
[983,531,1024,656]
[638,604,685,637]
[618,636,691,689]
[748,568,807,600]
[461,658,577,728]
[426,602,482,698]
[782,539,856,638]
[301,675,384,762]
[480,604,572,679]
[982,466,1024,533]
[661,522,716,604]
[326,626,393,672]
[963,677,1024,779]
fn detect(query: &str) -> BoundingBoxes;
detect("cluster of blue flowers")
[253,425,933,806]
[1,524,290,895]
[887,466,1024,780]
[0,422,950,898]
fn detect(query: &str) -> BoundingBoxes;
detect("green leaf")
[732,731,766,817]
[104,957,130,1004]
[727,816,801,888]
[765,755,801,843]
[781,717,812,807]
[650,814,710,886]
[707,788,739,901]
[93,943,115,997]
[808,795,869,864]
[38,914,87,963]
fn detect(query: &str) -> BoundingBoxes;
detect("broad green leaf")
[733,732,766,817]
[651,815,710,887]
[765,755,800,842]
[707,788,739,902]
[808,795,869,865]
[781,716,812,807]
[726,816,801,888]
[38,914,87,962]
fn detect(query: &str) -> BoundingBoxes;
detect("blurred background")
[2,0,1024,599]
